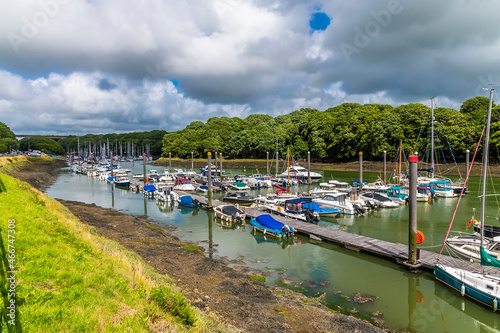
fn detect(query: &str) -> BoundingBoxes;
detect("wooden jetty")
[184,192,488,274]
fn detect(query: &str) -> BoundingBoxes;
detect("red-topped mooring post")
[406,154,421,269]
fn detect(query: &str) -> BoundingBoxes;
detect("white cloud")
[0,0,498,134]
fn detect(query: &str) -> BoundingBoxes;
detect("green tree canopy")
[19,136,65,155]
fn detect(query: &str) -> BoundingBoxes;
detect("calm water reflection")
[46,162,500,332]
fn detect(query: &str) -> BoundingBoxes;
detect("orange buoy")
[416,230,425,244]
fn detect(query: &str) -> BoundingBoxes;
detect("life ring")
[277,206,282,213]
[416,230,425,244]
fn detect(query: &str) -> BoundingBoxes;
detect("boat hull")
[435,264,500,310]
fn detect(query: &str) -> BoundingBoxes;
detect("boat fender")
[461,284,465,296]
[494,299,498,312]
[263,229,266,235]
[416,230,425,244]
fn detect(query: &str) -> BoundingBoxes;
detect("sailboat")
[416,98,465,194]
[435,88,500,311]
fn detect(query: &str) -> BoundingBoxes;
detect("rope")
[438,118,462,179]
[438,125,486,259]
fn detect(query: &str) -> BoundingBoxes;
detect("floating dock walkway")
[183,192,490,274]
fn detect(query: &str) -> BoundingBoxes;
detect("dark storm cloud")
[0,0,499,135]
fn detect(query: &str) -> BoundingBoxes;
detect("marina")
[45,160,500,332]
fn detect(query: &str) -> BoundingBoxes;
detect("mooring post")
[466,149,470,176]
[110,152,114,182]
[307,151,311,184]
[359,152,363,194]
[215,152,218,177]
[220,153,223,182]
[383,150,387,183]
[406,154,421,269]
[169,152,171,172]
[275,149,279,177]
[143,153,146,184]
[207,152,212,208]
[266,151,269,176]
[191,151,194,171]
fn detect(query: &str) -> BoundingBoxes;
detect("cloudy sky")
[0,0,499,135]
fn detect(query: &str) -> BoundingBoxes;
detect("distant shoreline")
[151,157,493,177]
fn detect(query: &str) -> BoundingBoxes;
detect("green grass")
[0,173,230,332]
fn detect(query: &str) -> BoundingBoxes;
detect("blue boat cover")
[143,185,157,192]
[180,195,194,205]
[285,198,311,205]
[255,214,284,230]
[302,202,321,211]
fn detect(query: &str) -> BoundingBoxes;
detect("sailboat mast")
[275,138,279,177]
[287,146,290,192]
[481,88,494,249]
[398,139,402,186]
[431,97,435,178]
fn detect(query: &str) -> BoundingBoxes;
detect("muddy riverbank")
[9,158,392,332]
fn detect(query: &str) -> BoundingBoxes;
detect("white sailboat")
[435,88,500,311]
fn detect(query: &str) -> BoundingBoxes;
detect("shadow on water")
[0,226,22,332]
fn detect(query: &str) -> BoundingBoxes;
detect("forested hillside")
[0,121,19,153]
[162,96,499,162]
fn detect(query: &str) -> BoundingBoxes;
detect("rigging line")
[413,116,427,154]
[438,124,486,259]
[436,114,463,179]
[487,165,500,218]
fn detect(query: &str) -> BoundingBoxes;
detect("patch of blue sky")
[309,12,330,32]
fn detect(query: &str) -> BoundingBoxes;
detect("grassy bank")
[0,173,229,332]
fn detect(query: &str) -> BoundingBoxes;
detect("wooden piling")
[207,152,212,208]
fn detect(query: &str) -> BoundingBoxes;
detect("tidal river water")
[47,162,500,333]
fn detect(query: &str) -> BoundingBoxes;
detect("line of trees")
[161,96,500,163]
[0,122,19,153]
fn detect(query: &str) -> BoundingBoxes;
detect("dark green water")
[47,162,500,332]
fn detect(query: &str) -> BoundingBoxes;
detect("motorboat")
[313,193,364,215]
[429,180,458,198]
[213,204,246,222]
[309,183,338,196]
[142,184,157,198]
[222,192,256,206]
[227,182,250,191]
[278,164,322,182]
[358,191,400,208]
[265,198,320,223]
[249,214,295,238]
[174,178,196,191]
[177,195,201,209]
[301,202,340,217]
[114,176,131,187]
[155,188,178,202]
